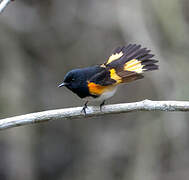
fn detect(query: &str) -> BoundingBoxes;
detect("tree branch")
[0,0,12,14]
[1,100,189,131]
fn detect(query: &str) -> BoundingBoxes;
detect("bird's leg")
[81,101,88,115]
[100,100,105,111]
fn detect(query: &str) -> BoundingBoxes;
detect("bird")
[58,44,158,114]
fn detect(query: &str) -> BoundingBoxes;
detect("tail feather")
[102,43,158,84]
[128,48,150,60]
[139,54,154,61]
[113,44,158,83]
[122,58,158,74]
[120,44,158,74]
[143,64,159,71]
[141,59,158,66]
[122,74,144,83]
[126,44,141,56]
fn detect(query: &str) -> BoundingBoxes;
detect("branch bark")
[0,0,12,14]
[1,100,189,131]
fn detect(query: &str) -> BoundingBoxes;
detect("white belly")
[84,86,117,102]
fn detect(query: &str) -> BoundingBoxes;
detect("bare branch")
[1,100,189,131]
[0,0,12,14]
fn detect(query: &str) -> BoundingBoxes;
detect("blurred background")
[0,0,189,179]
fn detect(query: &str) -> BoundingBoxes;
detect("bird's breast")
[95,86,117,101]
[87,82,117,101]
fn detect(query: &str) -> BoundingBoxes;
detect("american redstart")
[58,44,158,114]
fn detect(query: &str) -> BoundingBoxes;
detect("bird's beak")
[58,82,68,87]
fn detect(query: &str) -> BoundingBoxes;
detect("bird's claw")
[81,101,88,115]
[100,100,105,111]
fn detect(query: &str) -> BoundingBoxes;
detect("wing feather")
[92,44,158,86]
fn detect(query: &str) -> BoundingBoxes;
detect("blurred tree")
[0,0,189,180]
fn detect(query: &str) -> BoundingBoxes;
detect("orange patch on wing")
[106,51,123,65]
[109,69,122,83]
[124,59,144,73]
[88,82,115,96]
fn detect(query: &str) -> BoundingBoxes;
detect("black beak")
[58,82,68,87]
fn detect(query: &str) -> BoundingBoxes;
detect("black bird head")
[58,69,90,98]
[59,70,78,89]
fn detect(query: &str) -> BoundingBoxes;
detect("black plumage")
[59,43,159,114]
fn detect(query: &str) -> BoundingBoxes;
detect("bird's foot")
[81,101,88,115]
[100,100,105,111]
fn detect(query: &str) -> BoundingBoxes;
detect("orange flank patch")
[109,69,122,83]
[88,82,115,96]
[124,59,144,73]
[106,51,123,65]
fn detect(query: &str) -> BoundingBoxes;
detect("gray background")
[0,0,189,180]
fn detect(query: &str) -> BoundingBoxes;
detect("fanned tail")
[104,44,158,84]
